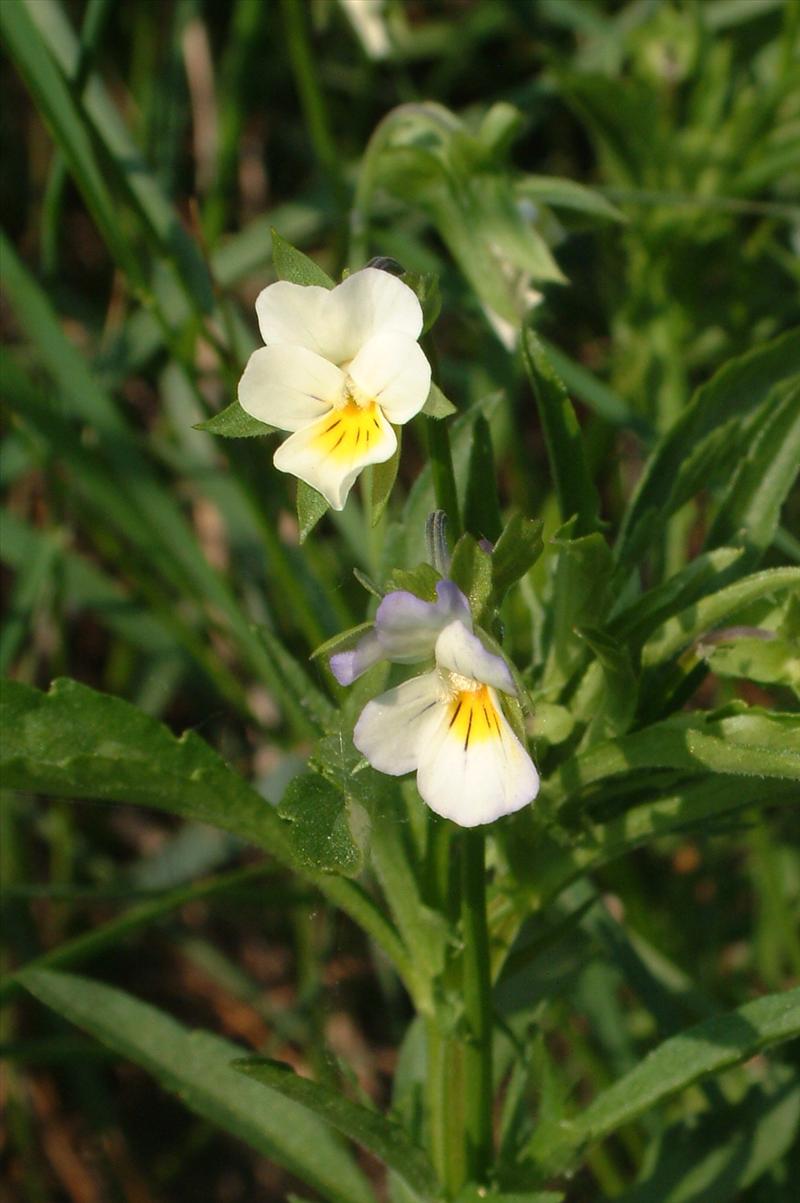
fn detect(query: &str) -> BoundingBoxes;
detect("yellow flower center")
[445,685,501,750]
[313,400,383,462]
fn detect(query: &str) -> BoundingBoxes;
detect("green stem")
[461,828,493,1184]
[425,1019,467,1197]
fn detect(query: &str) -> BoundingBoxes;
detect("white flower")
[238,267,431,510]
[351,614,540,828]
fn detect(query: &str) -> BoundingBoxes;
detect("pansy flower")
[238,268,431,509]
[331,582,539,827]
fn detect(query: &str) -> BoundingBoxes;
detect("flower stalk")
[460,827,494,1184]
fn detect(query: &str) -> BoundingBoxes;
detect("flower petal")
[416,687,539,826]
[255,281,341,360]
[347,333,431,425]
[273,405,397,510]
[375,580,472,663]
[238,345,341,431]
[333,268,423,354]
[434,621,516,693]
[354,672,443,776]
[330,630,383,686]
[255,269,423,367]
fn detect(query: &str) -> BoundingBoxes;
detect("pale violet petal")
[255,281,342,360]
[434,621,516,693]
[347,333,431,425]
[416,687,539,826]
[354,672,444,776]
[375,580,472,663]
[238,345,341,431]
[330,630,383,685]
[273,408,397,511]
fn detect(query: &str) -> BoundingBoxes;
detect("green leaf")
[463,415,503,542]
[401,270,441,334]
[297,479,330,542]
[252,625,337,733]
[20,970,375,1203]
[521,326,600,535]
[573,626,638,739]
[422,381,458,419]
[1,0,132,276]
[0,678,413,987]
[543,705,800,811]
[195,399,276,438]
[528,987,800,1178]
[617,330,800,561]
[516,173,625,222]
[541,525,614,693]
[700,633,800,698]
[491,514,544,601]
[615,1077,800,1203]
[385,564,441,602]
[278,772,364,876]
[450,533,494,621]
[457,1189,563,1203]
[234,1058,439,1201]
[370,427,402,526]
[705,382,800,562]
[641,567,800,667]
[271,228,334,288]
[311,622,375,663]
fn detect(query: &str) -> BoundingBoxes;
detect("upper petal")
[375,580,472,664]
[353,671,443,777]
[238,345,341,431]
[255,281,341,360]
[347,333,432,425]
[332,268,423,356]
[416,687,539,826]
[273,405,397,510]
[434,621,516,694]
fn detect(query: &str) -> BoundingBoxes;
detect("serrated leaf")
[20,970,374,1203]
[371,427,402,525]
[422,382,458,419]
[234,1058,439,1200]
[271,228,334,288]
[278,772,364,876]
[297,479,330,542]
[522,327,600,536]
[194,399,276,438]
[492,514,544,601]
[528,987,800,1179]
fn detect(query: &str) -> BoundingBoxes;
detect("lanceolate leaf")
[271,228,334,288]
[528,987,800,1178]
[195,400,276,437]
[617,330,800,560]
[297,479,331,542]
[234,1058,439,1201]
[521,326,600,536]
[20,970,375,1203]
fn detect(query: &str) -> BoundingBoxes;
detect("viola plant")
[3,4,800,1199]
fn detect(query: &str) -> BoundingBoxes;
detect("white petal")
[375,580,472,663]
[238,345,341,431]
[434,622,516,693]
[330,630,383,685]
[416,687,539,826]
[255,281,342,360]
[333,268,423,356]
[347,333,432,425]
[273,406,397,510]
[353,672,443,776]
